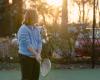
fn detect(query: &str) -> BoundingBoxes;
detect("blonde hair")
[22,10,38,25]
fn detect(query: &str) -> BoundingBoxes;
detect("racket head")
[40,58,51,77]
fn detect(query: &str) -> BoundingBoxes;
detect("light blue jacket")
[17,24,42,57]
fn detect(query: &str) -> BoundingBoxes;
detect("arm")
[37,28,43,55]
[36,48,42,63]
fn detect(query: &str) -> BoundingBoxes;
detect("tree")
[61,0,68,27]
[96,0,100,27]
[0,0,10,37]
[10,0,23,34]
[0,0,23,37]
[36,0,62,26]
[36,0,49,25]
[73,0,89,24]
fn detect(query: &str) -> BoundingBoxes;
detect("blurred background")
[0,0,100,69]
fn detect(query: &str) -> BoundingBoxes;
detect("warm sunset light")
[46,0,62,7]
[24,0,34,9]
[68,0,79,23]
[23,0,100,24]
[9,0,13,4]
[69,6,79,23]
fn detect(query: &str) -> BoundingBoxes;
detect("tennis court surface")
[0,69,100,80]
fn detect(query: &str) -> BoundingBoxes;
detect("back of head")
[22,9,38,25]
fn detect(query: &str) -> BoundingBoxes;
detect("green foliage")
[41,23,79,60]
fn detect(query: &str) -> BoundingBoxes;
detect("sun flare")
[46,0,62,7]
[24,0,100,24]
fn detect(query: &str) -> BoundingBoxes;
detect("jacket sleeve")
[18,27,32,49]
[37,28,42,49]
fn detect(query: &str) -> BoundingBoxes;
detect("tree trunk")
[82,0,85,24]
[61,0,68,28]
[79,4,82,23]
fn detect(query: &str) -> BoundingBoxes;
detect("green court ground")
[0,69,100,80]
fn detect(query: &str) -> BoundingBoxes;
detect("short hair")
[22,10,38,25]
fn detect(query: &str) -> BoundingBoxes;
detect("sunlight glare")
[24,0,35,10]
[69,7,79,23]
[24,0,30,9]
[68,0,79,23]
[46,0,62,7]
[9,0,13,4]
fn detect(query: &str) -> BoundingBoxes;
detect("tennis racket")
[40,58,51,77]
